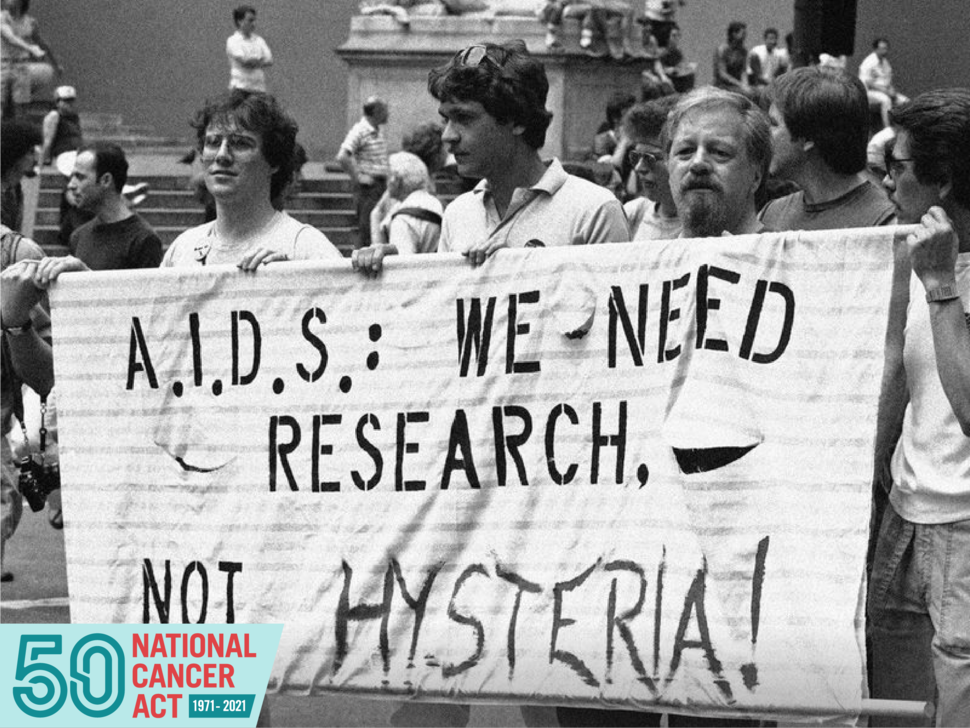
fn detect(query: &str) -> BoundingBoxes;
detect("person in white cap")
[40,84,81,176]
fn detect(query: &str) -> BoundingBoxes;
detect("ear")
[939,178,953,201]
[99,172,113,189]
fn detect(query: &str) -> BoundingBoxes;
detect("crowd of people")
[1,4,968,727]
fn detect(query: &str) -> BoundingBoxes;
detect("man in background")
[858,37,908,130]
[747,27,789,88]
[337,95,390,249]
[621,95,681,240]
[226,4,273,92]
[67,142,162,270]
[759,66,894,231]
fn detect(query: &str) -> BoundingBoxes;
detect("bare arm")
[40,110,59,164]
[909,206,970,434]
[0,17,44,57]
[337,147,371,186]
[2,261,53,397]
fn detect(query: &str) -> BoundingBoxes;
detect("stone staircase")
[34,166,363,258]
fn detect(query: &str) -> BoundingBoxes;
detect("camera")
[18,455,61,512]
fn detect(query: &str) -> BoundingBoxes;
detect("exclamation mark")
[189,312,203,386]
[741,536,769,690]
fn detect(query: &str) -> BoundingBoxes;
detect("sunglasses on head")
[456,44,504,70]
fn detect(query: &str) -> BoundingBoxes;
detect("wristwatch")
[925,284,960,304]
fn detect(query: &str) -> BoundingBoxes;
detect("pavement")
[0,480,528,728]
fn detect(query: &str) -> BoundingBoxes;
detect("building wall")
[30,0,357,158]
[27,1,970,160]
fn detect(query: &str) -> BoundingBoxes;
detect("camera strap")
[18,394,49,469]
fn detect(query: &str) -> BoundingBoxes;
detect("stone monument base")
[337,15,659,161]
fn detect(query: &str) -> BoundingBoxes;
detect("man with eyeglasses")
[353,41,629,275]
[759,66,894,233]
[621,96,682,241]
[869,88,970,728]
[161,90,340,268]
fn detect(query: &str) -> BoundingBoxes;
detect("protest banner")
[50,228,896,722]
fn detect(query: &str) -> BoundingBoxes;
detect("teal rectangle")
[187,694,255,718]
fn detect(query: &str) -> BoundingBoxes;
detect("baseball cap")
[54,85,77,100]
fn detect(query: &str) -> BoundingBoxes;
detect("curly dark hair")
[190,89,298,202]
[428,41,553,150]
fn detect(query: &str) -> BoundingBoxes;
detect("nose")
[882,172,895,192]
[213,138,234,163]
[441,120,459,145]
[687,147,712,171]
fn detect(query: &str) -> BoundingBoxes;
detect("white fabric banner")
[51,229,896,721]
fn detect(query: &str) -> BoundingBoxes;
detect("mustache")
[681,177,721,192]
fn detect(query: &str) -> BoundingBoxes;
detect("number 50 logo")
[13,634,125,718]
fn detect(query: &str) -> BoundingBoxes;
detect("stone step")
[33,225,359,257]
[39,169,360,194]
[34,207,359,228]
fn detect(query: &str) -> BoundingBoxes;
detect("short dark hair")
[605,91,636,128]
[622,95,679,143]
[764,27,779,39]
[891,88,970,209]
[233,5,256,26]
[0,118,41,178]
[191,90,299,201]
[770,66,869,174]
[728,21,746,40]
[363,97,387,117]
[428,40,553,150]
[79,142,129,192]
[402,121,445,173]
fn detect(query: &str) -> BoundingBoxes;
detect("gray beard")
[681,191,727,237]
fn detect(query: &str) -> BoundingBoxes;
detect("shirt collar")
[473,158,569,198]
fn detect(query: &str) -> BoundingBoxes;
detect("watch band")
[925,284,960,303]
[1,319,33,336]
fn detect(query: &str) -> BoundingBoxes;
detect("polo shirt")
[437,158,629,253]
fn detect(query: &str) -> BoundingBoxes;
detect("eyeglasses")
[628,148,662,168]
[456,44,503,70]
[884,152,914,178]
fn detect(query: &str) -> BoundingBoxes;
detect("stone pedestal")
[337,15,657,160]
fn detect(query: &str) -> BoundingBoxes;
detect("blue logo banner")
[0,624,281,727]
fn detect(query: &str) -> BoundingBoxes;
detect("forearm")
[336,151,357,181]
[6,329,54,397]
[928,299,970,434]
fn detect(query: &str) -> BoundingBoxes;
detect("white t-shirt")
[162,213,342,267]
[226,30,273,92]
[623,197,682,241]
[890,252,970,523]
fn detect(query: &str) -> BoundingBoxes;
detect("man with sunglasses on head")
[869,88,970,728]
[353,40,629,276]
[621,95,682,241]
[759,66,894,233]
